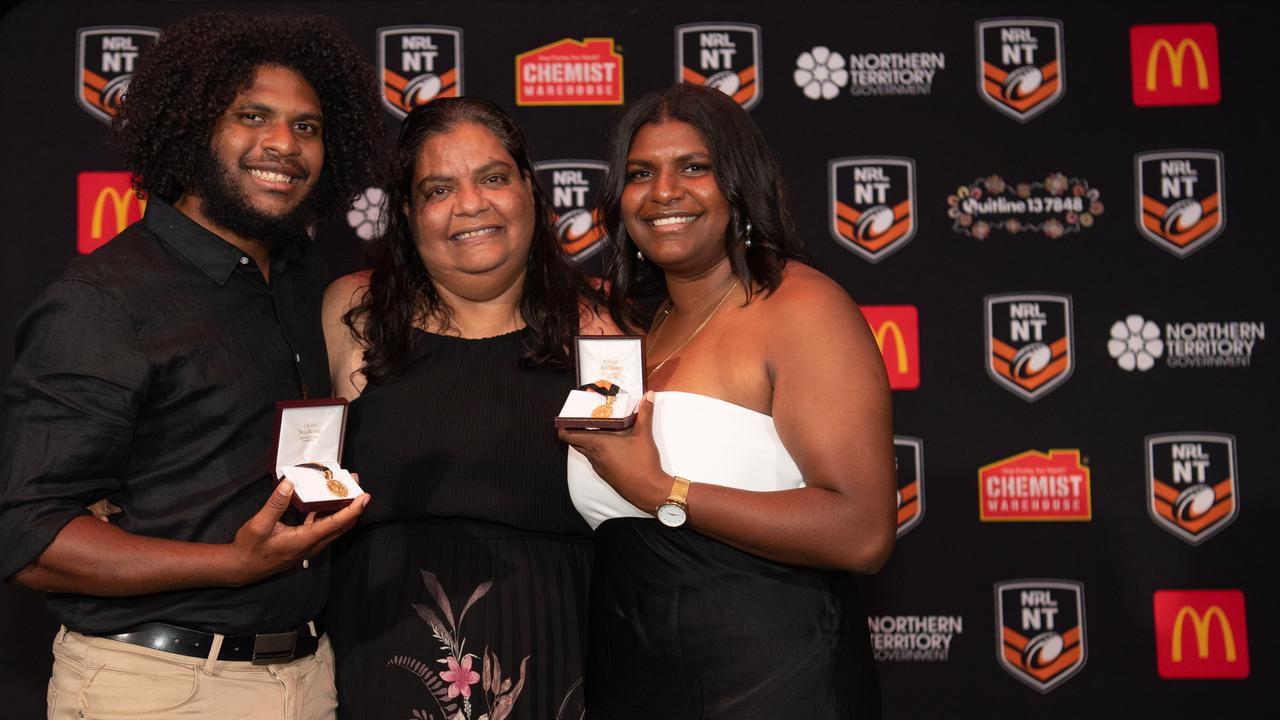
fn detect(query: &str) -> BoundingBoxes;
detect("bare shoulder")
[323,270,372,318]
[756,262,859,326]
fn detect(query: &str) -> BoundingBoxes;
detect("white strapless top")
[567,391,804,530]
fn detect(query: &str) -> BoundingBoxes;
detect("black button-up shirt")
[0,198,332,635]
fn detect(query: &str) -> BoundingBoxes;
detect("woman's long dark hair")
[598,83,810,332]
[346,97,595,383]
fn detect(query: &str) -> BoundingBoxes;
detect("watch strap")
[666,475,691,507]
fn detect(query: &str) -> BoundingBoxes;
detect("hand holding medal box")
[555,335,646,430]
[272,398,362,512]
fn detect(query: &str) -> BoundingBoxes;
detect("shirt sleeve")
[0,279,150,582]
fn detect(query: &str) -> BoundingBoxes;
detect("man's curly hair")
[111,11,387,214]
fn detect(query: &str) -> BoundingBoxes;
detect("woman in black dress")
[322,98,612,720]
[561,84,897,718]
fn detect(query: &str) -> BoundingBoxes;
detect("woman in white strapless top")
[560,84,897,719]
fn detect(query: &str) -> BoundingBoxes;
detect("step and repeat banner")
[0,1,1272,716]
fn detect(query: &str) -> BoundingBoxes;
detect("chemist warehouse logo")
[677,23,761,110]
[378,26,463,118]
[533,160,608,261]
[516,38,623,106]
[829,157,916,263]
[979,449,1091,522]
[995,580,1086,693]
[977,18,1065,122]
[1146,433,1238,545]
[868,613,962,662]
[77,171,146,254]
[1136,150,1225,258]
[76,26,159,123]
[893,436,924,536]
[985,293,1073,402]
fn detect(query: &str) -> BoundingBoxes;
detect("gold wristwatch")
[656,476,690,528]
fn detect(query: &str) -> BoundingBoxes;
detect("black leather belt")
[90,621,322,664]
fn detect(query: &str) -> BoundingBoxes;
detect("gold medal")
[326,475,348,498]
[591,396,616,418]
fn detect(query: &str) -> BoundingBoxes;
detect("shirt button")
[240,256,250,265]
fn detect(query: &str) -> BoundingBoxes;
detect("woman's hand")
[558,392,671,512]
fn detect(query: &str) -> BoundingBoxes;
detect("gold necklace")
[647,279,740,379]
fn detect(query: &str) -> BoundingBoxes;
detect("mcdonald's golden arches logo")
[77,171,145,254]
[861,305,919,390]
[1130,23,1220,106]
[1153,590,1248,678]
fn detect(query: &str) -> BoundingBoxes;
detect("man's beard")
[190,149,322,249]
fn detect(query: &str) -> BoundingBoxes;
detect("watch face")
[657,503,686,527]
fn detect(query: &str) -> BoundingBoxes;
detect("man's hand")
[226,480,370,585]
[13,481,370,596]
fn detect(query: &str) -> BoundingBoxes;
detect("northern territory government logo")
[76,26,159,123]
[677,23,761,110]
[985,293,1073,402]
[516,38,623,106]
[1153,589,1249,679]
[893,436,924,536]
[1146,433,1238,545]
[378,26,463,118]
[794,46,946,100]
[979,449,1091,521]
[949,172,1103,240]
[829,157,916,263]
[869,613,962,662]
[533,160,608,261]
[996,580,1086,693]
[77,171,145,254]
[1108,314,1263,371]
[1131,23,1221,107]
[976,18,1065,122]
[1135,150,1225,258]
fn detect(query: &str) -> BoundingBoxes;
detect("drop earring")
[743,219,753,248]
[636,250,645,262]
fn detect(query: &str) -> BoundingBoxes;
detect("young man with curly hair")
[0,11,386,719]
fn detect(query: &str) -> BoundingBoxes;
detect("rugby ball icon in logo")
[1011,342,1053,379]
[1173,484,1217,523]
[1022,632,1065,669]
[1002,65,1044,100]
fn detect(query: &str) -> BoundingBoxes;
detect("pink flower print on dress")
[441,655,481,699]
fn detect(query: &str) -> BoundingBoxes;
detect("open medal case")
[555,335,647,430]
[272,398,361,512]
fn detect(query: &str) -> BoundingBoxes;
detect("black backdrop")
[1,1,1273,716]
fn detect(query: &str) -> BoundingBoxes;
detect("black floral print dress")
[326,328,590,720]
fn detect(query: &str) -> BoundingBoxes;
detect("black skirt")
[586,518,880,719]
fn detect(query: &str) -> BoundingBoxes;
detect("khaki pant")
[47,626,337,720]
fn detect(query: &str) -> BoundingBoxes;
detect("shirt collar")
[142,197,308,285]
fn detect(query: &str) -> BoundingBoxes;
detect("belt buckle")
[251,631,298,665]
